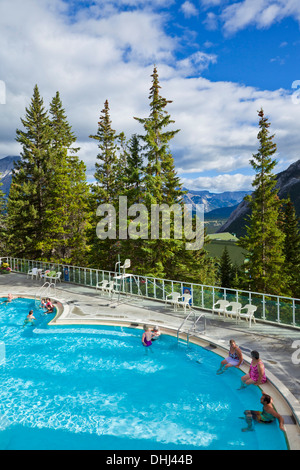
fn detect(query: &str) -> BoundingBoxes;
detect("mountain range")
[218,159,300,236]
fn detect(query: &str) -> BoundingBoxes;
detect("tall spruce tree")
[281,197,300,298]
[134,66,184,206]
[219,246,234,288]
[89,100,122,269]
[7,85,53,258]
[238,109,287,295]
[132,66,215,281]
[44,91,90,264]
[0,180,6,253]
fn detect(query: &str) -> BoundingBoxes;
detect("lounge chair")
[165,292,181,310]
[212,300,230,316]
[238,304,257,327]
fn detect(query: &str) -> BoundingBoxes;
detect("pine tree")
[281,197,300,297]
[90,100,119,205]
[219,246,234,288]
[44,91,90,264]
[7,85,53,258]
[131,66,213,280]
[124,134,144,205]
[0,180,7,253]
[89,100,122,269]
[134,66,184,206]
[238,109,287,295]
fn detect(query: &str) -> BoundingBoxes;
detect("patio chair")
[27,267,39,279]
[175,294,192,314]
[44,271,62,284]
[165,292,181,310]
[212,300,230,317]
[103,280,116,297]
[238,304,257,327]
[224,302,242,321]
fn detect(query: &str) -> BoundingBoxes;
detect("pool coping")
[2,293,300,450]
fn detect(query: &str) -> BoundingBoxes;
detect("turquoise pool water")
[0,297,288,450]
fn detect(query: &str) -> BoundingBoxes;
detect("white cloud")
[220,0,300,34]
[180,1,199,18]
[180,173,254,191]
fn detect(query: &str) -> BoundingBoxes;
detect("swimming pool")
[0,297,288,450]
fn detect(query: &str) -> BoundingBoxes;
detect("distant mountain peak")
[217,159,300,236]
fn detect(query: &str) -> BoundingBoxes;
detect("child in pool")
[142,327,154,347]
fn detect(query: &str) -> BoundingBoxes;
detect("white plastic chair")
[96,280,109,293]
[238,304,257,327]
[103,280,116,297]
[224,302,242,321]
[27,267,39,279]
[212,300,230,317]
[175,294,192,313]
[165,292,181,310]
[45,271,62,284]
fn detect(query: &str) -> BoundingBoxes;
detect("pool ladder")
[34,282,56,307]
[177,310,206,345]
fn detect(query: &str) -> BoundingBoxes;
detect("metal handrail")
[1,255,300,329]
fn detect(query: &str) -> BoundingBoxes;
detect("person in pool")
[151,326,161,341]
[142,327,153,347]
[217,339,243,374]
[241,392,285,432]
[0,293,14,305]
[45,298,54,313]
[23,310,36,327]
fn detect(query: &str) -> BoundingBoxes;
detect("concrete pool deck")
[1,272,300,450]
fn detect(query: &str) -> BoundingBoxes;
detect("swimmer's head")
[153,326,159,331]
[29,310,33,315]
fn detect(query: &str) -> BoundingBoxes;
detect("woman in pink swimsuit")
[238,350,267,389]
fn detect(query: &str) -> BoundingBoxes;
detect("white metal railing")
[1,256,300,329]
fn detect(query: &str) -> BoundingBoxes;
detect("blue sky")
[0,0,300,192]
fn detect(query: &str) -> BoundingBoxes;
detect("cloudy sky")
[0,0,300,192]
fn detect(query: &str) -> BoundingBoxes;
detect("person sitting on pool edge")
[238,350,267,389]
[217,339,243,374]
[45,298,54,313]
[241,392,285,432]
